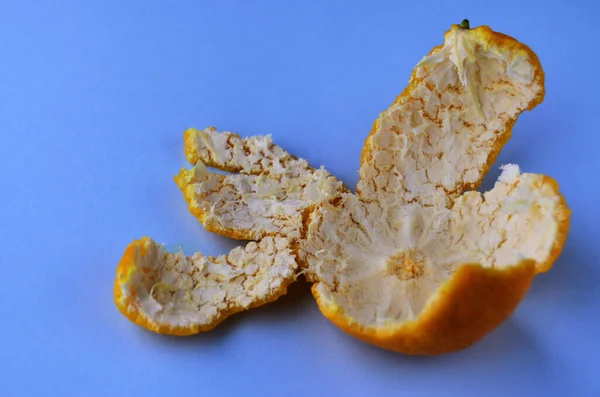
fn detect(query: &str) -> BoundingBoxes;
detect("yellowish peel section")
[114,23,570,355]
[454,164,570,272]
[312,258,536,355]
[302,24,565,341]
[304,165,569,327]
[176,129,346,241]
[185,126,309,177]
[358,25,545,207]
[116,128,345,335]
[114,236,298,335]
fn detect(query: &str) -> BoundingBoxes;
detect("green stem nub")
[459,19,470,29]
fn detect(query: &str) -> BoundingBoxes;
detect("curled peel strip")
[303,23,569,354]
[175,127,347,241]
[114,236,298,335]
[114,22,570,355]
[115,128,346,334]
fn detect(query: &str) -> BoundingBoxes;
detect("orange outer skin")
[116,24,570,352]
[316,25,571,354]
[113,238,200,335]
[175,142,350,243]
[183,128,202,167]
[311,175,571,355]
[313,260,536,355]
[359,24,546,198]
[114,237,297,336]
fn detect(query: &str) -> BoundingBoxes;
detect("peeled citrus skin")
[114,126,346,337]
[114,236,299,336]
[360,25,545,198]
[175,127,347,242]
[313,261,535,355]
[302,23,571,355]
[113,22,571,356]
[114,239,207,335]
[303,171,569,355]
[533,176,571,273]
[359,25,546,207]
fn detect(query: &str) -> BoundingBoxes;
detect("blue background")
[1,1,599,396]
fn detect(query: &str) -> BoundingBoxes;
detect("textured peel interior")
[301,26,567,327]
[116,236,298,331]
[117,129,346,334]
[358,26,543,207]
[116,24,569,339]
[185,127,308,176]
[176,127,346,241]
[305,166,566,326]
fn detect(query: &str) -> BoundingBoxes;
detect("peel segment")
[176,127,346,241]
[359,25,545,207]
[114,236,298,335]
[115,129,345,336]
[113,23,571,354]
[305,24,570,354]
[313,260,535,355]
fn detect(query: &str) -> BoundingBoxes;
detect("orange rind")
[175,127,346,241]
[301,22,570,354]
[304,168,569,354]
[358,23,545,206]
[114,21,570,355]
[114,236,298,335]
[115,129,346,334]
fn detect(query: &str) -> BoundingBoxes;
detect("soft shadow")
[339,316,544,371]
[228,277,314,327]
[458,317,542,359]
[136,277,313,349]
[133,316,237,350]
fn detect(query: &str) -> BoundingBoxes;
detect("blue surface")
[1,1,599,396]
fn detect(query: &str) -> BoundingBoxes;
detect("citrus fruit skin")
[176,127,346,242]
[303,23,571,355]
[114,126,346,336]
[359,24,546,207]
[532,176,571,274]
[313,261,536,355]
[303,171,569,355]
[113,23,570,356]
[114,236,298,336]
[114,239,206,336]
